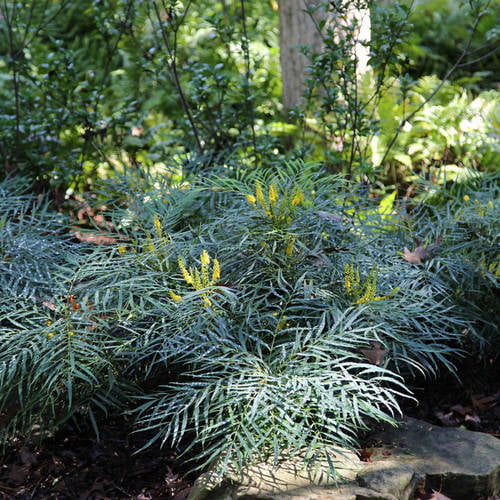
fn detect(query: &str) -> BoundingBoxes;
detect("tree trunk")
[279,0,371,111]
[279,0,324,112]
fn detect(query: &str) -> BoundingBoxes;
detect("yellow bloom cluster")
[245,180,305,225]
[169,290,182,302]
[344,264,396,305]
[153,214,163,238]
[290,187,305,207]
[171,251,221,306]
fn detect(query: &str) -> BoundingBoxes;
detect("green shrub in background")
[292,0,499,182]
[398,0,500,89]
[372,76,500,183]
[0,0,282,192]
[1,0,498,193]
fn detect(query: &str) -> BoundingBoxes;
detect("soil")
[0,416,193,499]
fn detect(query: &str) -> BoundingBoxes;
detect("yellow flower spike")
[200,250,211,266]
[463,195,470,202]
[246,194,256,205]
[291,187,304,207]
[203,296,212,308]
[169,290,182,302]
[200,250,211,286]
[193,268,202,290]
[285,239,295,256]
[344,264,354,294]
[118,245,127,254]
[178,257,193,285]
[45,320,52,326]
[46,332,54,339]
[268,184,279,207]
[153,214,163,238]
[68,331,75,337]
[212,258,221,284]
[255,181,266,209]
[488,200,493,208]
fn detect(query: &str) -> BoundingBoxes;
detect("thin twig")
[240,0,258,167]
[152,0,204,154]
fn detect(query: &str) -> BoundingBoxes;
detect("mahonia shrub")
[0,178,128,443]
[3,165,494,477]
[66,163,473,477]
[408,171,499,365]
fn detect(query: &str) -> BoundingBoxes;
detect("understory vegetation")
[0,0,498,481]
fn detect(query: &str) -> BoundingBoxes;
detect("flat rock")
[188,449,364,500]
[369,416,500,499]
[188,417,500,499]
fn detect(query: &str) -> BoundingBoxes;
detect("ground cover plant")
[1,165,498,482]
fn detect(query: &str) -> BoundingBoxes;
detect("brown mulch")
[402,358,500,438]
[0,416,193,499]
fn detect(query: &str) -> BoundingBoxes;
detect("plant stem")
[240,0,258,167]
[152,0,204,155]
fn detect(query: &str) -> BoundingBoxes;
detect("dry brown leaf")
[449,404,470,416]
[72,230,120,245]
[403,236,443,265]
[464,413,481,429]
[471,394,496,410]
[42,300,57,311]
[359,448,374,462]
[360,340,388,365]
[434,410,458,427]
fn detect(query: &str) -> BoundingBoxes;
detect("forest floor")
[1,367,498,500]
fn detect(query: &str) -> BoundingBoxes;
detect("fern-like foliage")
[2,165,496,478]
[71,163,474,476]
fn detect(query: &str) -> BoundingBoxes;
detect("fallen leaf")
[450,404,470,416]
[42,300,57,311]
[471,394,496,410]
[464,413,481,430]
[429,489,452,500]
[359,448,373,462]
[360,340,389,365]
[72,230,120,245]
[403,236,443,265]
[434,410,458,427]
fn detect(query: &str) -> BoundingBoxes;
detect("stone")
[356,463,422,500]
[188,449,364,500]
[188,417,500,499]
[371,416,500,499]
